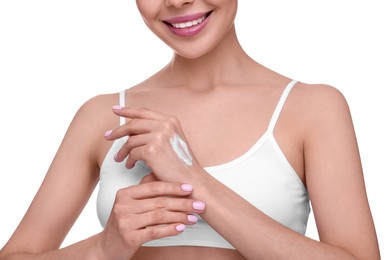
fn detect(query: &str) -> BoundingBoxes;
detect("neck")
[162,26,259,91]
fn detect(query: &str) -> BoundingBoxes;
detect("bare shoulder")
[294,83,381,259]
[63,92,122,163]
[72,92,120,131]
[292,82,349,112]
[290,82,353,132]
[77,92,119,119]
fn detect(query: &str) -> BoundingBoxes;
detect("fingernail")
[187,215,198,223]
[181,184,193,192]
[104,130,112,138]
[176,224,186,232]
[193,201,206,211]
[112,105,123,110]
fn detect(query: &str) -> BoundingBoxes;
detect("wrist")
[89,232,107,260]
[186,165,215,201]
[92,231,139,260]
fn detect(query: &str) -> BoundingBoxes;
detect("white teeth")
[171,16,206,29]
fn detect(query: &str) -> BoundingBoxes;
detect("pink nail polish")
[181,184,193,192]
[176,224,186,232]
[193,201,206,211]
[104,130,112,138]
[187,215,198,223]
[112,105,123,110]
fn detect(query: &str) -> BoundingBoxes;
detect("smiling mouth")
[164,11,213,29]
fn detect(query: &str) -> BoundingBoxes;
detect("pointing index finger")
[112,106,168,121]
[124,181,193,200]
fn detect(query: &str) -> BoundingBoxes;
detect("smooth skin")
[0,0,380,259]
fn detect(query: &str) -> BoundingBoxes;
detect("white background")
[0,0,388,257]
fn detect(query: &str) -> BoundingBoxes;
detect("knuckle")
[147,182,161,194]
[154,197,167,209]
[147,227,163,240]
[151,210,165,222]
[144,145,157,157]
[161,121,175,134]
[153,132,165,144]
[163,183,175,195]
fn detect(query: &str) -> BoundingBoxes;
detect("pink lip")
[164,12,210,24]
[163,11,213,37]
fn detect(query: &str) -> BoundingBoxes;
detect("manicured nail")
[181,184,193,192]
[104,130,112,138]
[193,201,206,211]
[187,215,198,223]
[112,105,123,110]
[176,224,186,232]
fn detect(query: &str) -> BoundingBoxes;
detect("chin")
[174,49,210,59]
[168,39,220,60]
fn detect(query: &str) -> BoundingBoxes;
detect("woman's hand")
[96,179,205,259]
[104,106,200,183]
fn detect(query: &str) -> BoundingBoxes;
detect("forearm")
[0,234,102,260]
[190,170,357,260]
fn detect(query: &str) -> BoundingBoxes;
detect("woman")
[0,0,380,259]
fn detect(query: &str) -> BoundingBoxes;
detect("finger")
[112,107,182,137]
[123,141,173,169]
[140,173,158,184]
[114,134,150,164]
[133,210,191,230]
[105,118,157,141]
[135,223,186,245]
[112,106,169,121]
[124,211,185,230]
[131,197,204,215]
[122,182,193,200]
[124,145,145,169]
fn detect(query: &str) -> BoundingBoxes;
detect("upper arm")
[302,84,380,258]
[1,94,117,255]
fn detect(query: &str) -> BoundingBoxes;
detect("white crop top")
[96,80,310,249]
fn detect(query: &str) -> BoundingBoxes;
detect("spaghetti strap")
[267,80,298,133]
[119,90,126,126]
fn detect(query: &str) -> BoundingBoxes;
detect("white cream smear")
[170,134,193,167]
